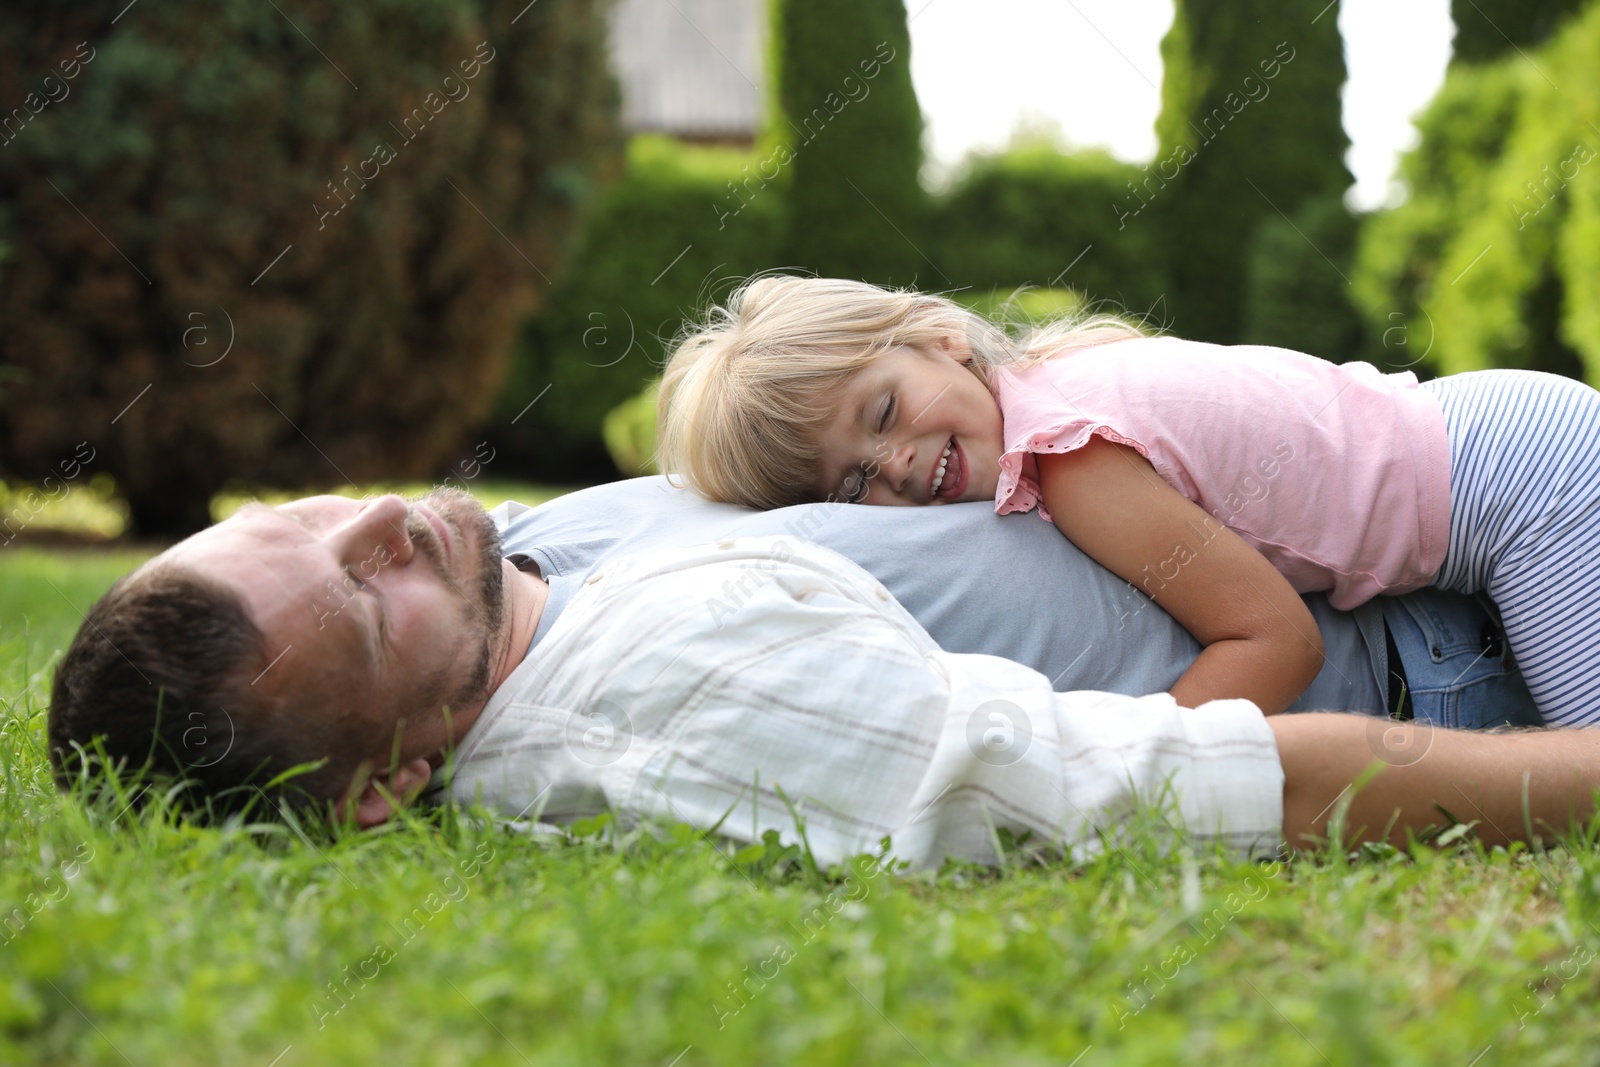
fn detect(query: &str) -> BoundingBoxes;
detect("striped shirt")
[440,537,1285,868]
[1423,370,1600,726]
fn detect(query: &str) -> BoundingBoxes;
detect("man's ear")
[353,757,434,829]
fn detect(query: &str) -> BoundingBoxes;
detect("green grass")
[6,545,1600,1065]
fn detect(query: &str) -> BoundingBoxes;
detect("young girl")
[658,275,1600,725]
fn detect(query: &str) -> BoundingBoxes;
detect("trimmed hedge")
[928,143,1169,319]
[1154,0,1351,343]
[1241,193,1369,364]
[771,0,924,285]
[1450,0,1588,65]
[488,135,783,482]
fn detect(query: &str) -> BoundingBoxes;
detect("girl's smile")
[929,436,970,499]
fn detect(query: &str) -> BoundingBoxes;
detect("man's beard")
[405,487,507,717]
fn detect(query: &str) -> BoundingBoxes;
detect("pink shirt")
[990,336,1452,611]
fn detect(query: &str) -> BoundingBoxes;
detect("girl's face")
[813,343,1004,505]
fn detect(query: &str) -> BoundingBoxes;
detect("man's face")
[164,488,506,774]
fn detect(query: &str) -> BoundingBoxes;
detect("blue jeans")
[1382,588,1543,730]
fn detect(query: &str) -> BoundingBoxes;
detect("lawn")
[4,538,1600,1065]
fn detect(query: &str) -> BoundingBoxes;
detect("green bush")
[602,381,659,477]
[1241,193,1370,364]
[1353,6,1600,381]
[928,143,1168,318]
[1351,62,1524,377]
[0,0,619,534]
[1450,0,1589,65]
[1154,0,1351,343]
[490,135,784,482]
[958,286,1088,325]
[771,0,924,285]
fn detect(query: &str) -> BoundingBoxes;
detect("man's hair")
[48,564,367,812]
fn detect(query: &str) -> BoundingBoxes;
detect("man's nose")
[332,494,415,573]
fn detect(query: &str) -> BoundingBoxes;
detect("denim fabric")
[1382,590,1542,729]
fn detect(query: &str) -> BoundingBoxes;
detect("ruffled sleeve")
[990,361,1151,523]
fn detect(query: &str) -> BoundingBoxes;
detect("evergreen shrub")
[929,144,1169,320]
[0,0,619,533]
[1353,7,1600,381]
[771,0,924,285]
[490,135,783,482]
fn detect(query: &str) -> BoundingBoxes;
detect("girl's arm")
[1037,437,1324,715]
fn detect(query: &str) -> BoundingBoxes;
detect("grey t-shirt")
[493,476,1390,712]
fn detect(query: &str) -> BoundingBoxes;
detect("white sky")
[907,0,1456,210]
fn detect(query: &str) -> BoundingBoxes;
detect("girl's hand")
[1037,437,1324,715]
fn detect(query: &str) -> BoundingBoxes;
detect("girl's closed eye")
[878,394,896,433]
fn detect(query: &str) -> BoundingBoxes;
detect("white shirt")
[441,537,1285,869]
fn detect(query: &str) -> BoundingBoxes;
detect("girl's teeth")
[931,443,954,496]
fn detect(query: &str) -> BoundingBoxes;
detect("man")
[49,483,1594,869]
[499,477,1540,729]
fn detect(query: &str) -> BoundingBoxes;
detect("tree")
[928,142,1169,319]
[770,0,925,286]
[1450,0,1589,65]
[0,0,620,535]
[1241,194,1368,363]
[488,136,784,483]
[1154,0,1351,343]
[1353,5,1600,382]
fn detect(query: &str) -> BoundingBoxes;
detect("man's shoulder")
[546,535,931,653]
[569,535,888,612]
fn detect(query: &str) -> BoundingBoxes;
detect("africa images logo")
[965,699,1032,767]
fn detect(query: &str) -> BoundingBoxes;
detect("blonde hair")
[657,275,1150,510]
